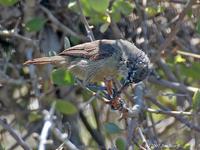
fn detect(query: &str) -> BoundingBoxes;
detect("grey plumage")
[24,39,150,86]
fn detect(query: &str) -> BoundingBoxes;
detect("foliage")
[0,0,18,6]
[0,0,200,149]
[25,17,46,32]
[55,100,78,115]
[51,68,75,86]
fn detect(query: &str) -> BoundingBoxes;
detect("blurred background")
[0,0,200,149]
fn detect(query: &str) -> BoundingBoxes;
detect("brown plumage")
[24,39,150,85]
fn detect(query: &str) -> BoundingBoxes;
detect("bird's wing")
[59,40,116,61]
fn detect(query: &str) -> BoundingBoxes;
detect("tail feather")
[24,56,66,65]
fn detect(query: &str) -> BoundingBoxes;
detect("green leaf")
[115,137,126,150]
[104,122,122,134]
[51,68,75,86]
[156,5,165,14]
[145,7,157,17]
[178,62,200,80]
[111,0,133,22]
[174,54,186,63]
[100,22,110,33]
[183,143,191,149]
[187,9,193,18]
[145,5,165,17]
[192,90,200,111]
[119,1,133,16]
[0,0,18,6]
[88,0,109,13]
[68,1,76,9]
[80,0,93,16]
[55,100,78,115]
[28,112,42,122]
[196,19,200,34]
[25,17,46,32]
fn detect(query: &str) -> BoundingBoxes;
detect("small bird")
[24,39,150,87]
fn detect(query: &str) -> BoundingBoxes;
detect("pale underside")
[68,52,120,84]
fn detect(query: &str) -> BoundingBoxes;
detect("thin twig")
[0,70,27,85]
[38,102,56,150]
[145,107,192,116]
[39,5,87,41]
[149,76,198,93]
[9,121,43,150]
[76,0,95,41]
[138,127,151,150]
[52,127,80,150]
[80,91,101,110]
[157,58,177,82]
[79,110,106,149]
[177,50,200,59]
[0,29,37,46]
[157,0,196,53]
[0,117,31,150]
[146,96,200,132]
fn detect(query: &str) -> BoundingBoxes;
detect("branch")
[38,102,56,150]
[79,110,106,149]
[145,107,192,116]
[0,70,27,85]
[138,127,151,150]
[39,5,87,41]
[146,96,200,132]
[76,0,95,41]
[0,117,31,150]
[176,50,200,59]
[52,127,79,150]
[0,29,37,46]
[149,76,198,93]
[157,0,196,52]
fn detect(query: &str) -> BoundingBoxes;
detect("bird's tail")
[24,56,67,65]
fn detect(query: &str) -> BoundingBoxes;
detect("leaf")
[88,0,109,13]
[192,90,200,111]
[145,7,157,17]
[156,5,165,14]
[115,137,126,150]
[28,112,42,122]
[51,68,75,86]
[145,5,165,17]
[111,0,133,22]
[104,122,122,134]
[178,62,200,80]
[80,0,93,16]
[25,17,46,32]
[196,19,200,34]
[187,9,193,18]
[55,100,78,115]
[174,54,186,63]
[0,0,18,6]
[100,23,110,33]
[119,1,133,16]
[68,1,76,9]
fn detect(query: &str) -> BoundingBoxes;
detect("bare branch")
[145,107,192,116]
[0,29,37,46]
[146,96,200,132]
[38,102,56,150]
[52,127,80,150]
[0,117,31,150]
[157,0,196,53]
[76,0,95,41]
[138,127,151,150]
[149,76,198,93]
[39,5,87,41]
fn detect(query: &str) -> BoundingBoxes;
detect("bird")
[24,39,150,87]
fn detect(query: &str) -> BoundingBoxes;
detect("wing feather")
[59,40,116,61]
